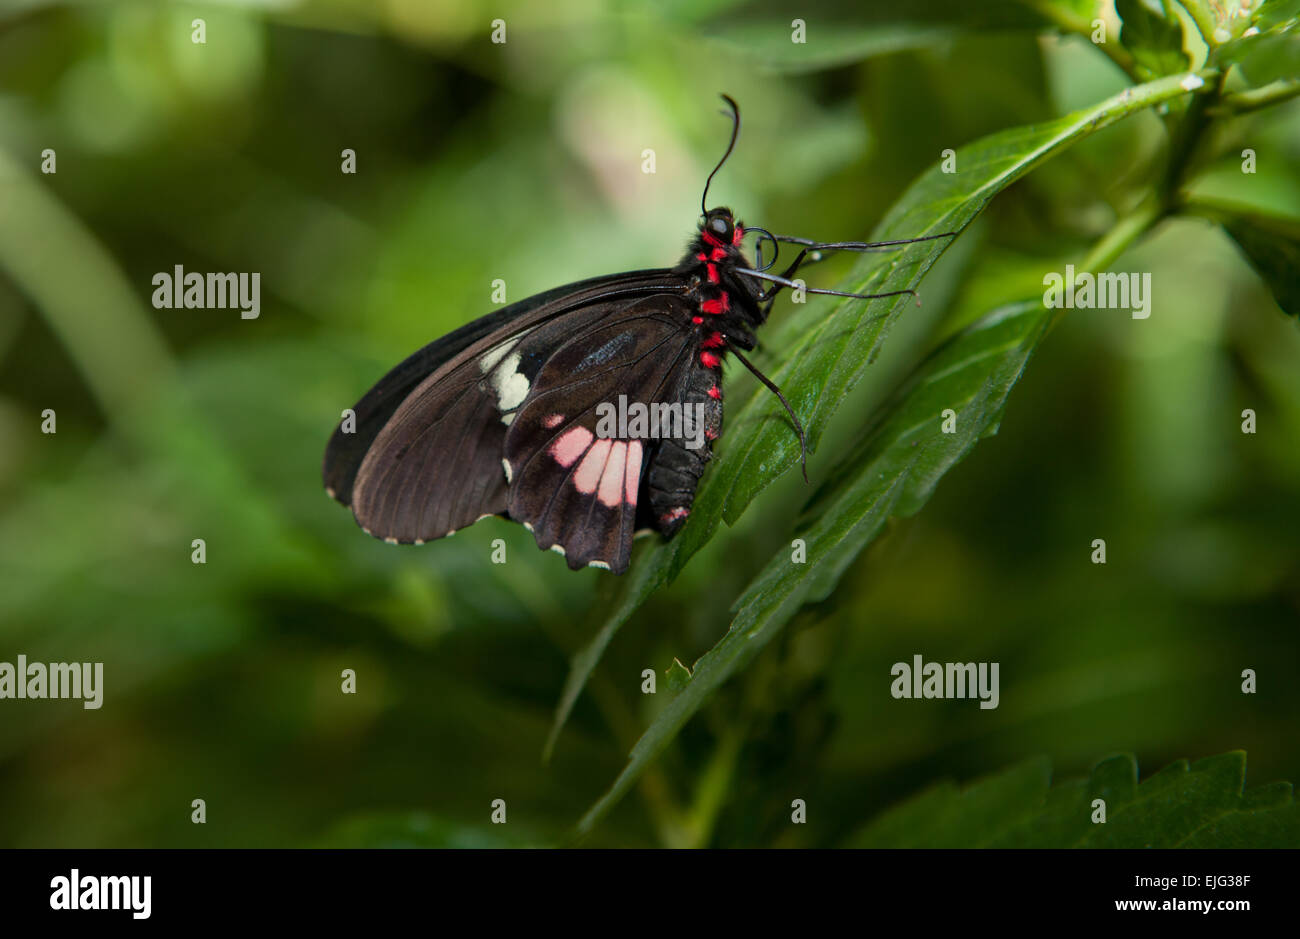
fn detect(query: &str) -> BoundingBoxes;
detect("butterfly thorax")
[674,207,764,360]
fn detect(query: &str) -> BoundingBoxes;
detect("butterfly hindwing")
[504,296,701,573]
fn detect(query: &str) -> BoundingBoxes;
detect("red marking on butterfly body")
[700,295,729,315]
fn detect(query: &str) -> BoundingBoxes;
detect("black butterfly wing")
[323,269,675,507]
[328,270,685,545]
[324,305,519,507]
[503,295,701,573]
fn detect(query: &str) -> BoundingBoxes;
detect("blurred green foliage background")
[0,0,1297,847]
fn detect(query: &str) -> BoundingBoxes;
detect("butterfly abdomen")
[645,359,724,537]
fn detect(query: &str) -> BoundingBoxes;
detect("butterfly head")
[700,207,743,248]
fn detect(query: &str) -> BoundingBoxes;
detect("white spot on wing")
[550,544,566,557]
[478,338,519,374]
[502,458,513,483]
[587,560,611,570]
[384,537,398,545]
[492,352,530,411]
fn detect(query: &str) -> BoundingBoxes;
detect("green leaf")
[542,554,662,761]
[0,147,173,428]
[1216,32,1300,85]
[704,1,1048,73]
[1222,214,1300,316]
[314,811,524,848]
[849,759,1053,848]
[1210,0,1300,84]
[1257,0,1300,32]
[1116,0,1190,80]
[848,751,1300,847]
[551,69,1216,782]
[672,70,1212,579]
[665,658,693,692]
[576,298,1054,836]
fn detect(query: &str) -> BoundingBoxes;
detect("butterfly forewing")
[322,305,522,507]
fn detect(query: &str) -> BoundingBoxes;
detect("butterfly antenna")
[701,94,741,216]
[726,344,809,483]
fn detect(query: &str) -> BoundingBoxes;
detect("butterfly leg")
[757,248,811,313]
[756,232,958,311]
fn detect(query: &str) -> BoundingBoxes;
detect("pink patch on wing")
[543,413,564,429]
[597,441,628,508]
[574,439,613,494]
[549,426,593,468]
[624,440,642,506]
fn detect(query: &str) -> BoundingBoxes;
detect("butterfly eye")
[710,217,730,236]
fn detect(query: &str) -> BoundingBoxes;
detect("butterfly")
[323,95,952,573]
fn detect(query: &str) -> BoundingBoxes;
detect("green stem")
[1058,65,1226,320]
[1081,199,1165,274]
[529,594,688,845]
[1161,68,1226,206]
[682,726,745,848]
[589,673,691,846]
[1175,0,1224,49]
[1212,80,1300,115]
